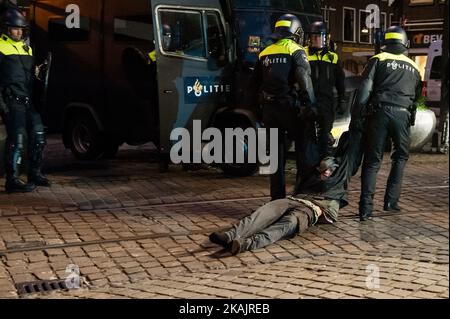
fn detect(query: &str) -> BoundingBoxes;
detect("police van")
[26,0,333,176]
[423,40,442,111]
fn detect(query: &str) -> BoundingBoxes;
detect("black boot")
[209,231,232,248]
[384,202,401,212]
[5,137,36,193]
[28,169,51,187]
[6,178,36,193]
[28,136,51,187]
[359,211,373,222]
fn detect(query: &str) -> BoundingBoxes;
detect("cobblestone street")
[0,136,448,299]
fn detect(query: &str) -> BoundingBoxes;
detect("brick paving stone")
[0,140,448,299]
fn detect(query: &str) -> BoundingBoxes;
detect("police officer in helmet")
[0,9,51,193]
[355,26,422,221]
[250,14,316,201]
[301,21,346,172]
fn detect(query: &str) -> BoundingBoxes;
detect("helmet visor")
[308,32,327,48]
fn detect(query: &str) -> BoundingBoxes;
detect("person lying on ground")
[209,130,359,256]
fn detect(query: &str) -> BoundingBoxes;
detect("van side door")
[151,0,232,154]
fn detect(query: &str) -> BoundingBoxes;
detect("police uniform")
[356,27,422,221]
[305,46,346,154]
[250,14,316,201]
[148,50,156,63]
[0,9,50,193]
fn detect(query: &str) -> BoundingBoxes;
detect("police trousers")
[360,105,411,215]
[2,99,46,177]
[262,102,301,201]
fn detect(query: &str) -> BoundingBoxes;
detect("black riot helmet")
[308,21,328,49]
[1,8,28,29]
[271,14,304,44]
[382,26,409,52]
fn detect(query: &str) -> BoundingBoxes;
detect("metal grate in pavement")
[15,280,69,295]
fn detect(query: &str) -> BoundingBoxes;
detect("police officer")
[305,21,346,159]
[356,26,422,221]
[0,9,51,193]
[250,14,316,201]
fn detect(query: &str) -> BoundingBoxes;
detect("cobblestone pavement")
[0,136,448,299]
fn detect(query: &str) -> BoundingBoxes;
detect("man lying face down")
[209,137,355,255]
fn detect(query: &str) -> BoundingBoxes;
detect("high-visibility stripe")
[259,39,304,59]
[0,35,32,56]
[148,50,156,62]
[331,127,344,139]
[371,52,420,72]
[305,47,338,64]
[275,20,292,28]
[385,32,404,41]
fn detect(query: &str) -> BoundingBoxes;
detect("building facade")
[321,0,447,76]
[392,0,447,79]
[321,0,395,74]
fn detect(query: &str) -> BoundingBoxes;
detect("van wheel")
[220,125,258,177]
[68,115,104,161]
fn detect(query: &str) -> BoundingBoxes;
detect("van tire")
[67,114,105,161]
[220,125,258,177]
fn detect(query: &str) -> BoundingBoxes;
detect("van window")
[206,12,226,60]
[48,17,90,42]
[158,10,205,59]
[430,56,442,80]
[114,15,153,42]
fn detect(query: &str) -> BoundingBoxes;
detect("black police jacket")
[250,38,316,106]
[0,33,35,98]
[354,50,422,118]
[306,46,346,108]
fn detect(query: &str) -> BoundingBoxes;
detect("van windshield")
[233,0,321,15]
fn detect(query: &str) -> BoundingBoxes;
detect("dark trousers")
[2,99,46,178]
[224,199,315,251]
[262,102,301,201]
[360,106,411,215]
